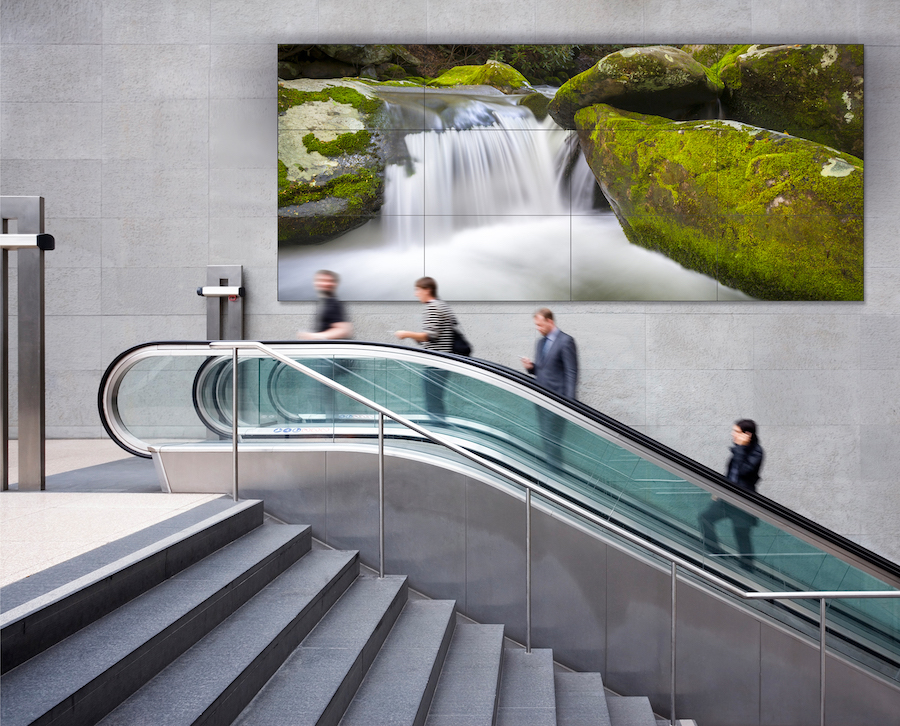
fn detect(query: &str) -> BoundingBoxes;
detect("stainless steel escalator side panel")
[102,342,900,590]
[152,441,900,726]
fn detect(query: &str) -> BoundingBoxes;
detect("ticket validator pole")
[196,266,245,499]
[197,265,244,341]
[1,197,54,491]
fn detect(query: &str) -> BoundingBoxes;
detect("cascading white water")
[278,87,750,301]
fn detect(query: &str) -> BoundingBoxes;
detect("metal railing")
[210,340,900,726]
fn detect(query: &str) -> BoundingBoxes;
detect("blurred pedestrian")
[296,270,352,340]
[699,419,764,572]
[520,308,578,467]
[395,277,457,421]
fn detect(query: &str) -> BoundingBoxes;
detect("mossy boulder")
[428,60,533,94]
[679,44,725,69]
[518,92,551,121]
[278,80,386,245]
[718,44,864,157]
[549,46,724,129]
[575,104,863,300]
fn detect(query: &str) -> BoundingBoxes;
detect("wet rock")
[575,104,863,300]
[278,80,386,245]
[549,45,724,129]
[429,60,533,94]
[377,63,408,80]
[518,92,551,121]
[718,44,864,158]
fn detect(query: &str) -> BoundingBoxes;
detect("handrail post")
[670,561,677,726]
[231,347,239,502]
[378,411,385,578]
[820,598,826,726]
[526,487,532,654]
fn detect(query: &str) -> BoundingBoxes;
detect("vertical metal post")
[2,197,46,491]
[378,412,385,578]
[1,247,7,491]
[231,347,239,502]
[18,247,45,490]
[205,265,243,341]
[526,487,532,654]
[820,598,827,726]
[670,561,677,726]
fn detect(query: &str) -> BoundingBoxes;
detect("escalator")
[99,340,900,724]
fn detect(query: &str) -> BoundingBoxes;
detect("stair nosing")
[0,499,263,630]
[0,523,310,726]
[96,548,362,726]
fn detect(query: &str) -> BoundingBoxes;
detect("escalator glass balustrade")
[101,341,900,685]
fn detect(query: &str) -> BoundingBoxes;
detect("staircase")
[0,499,683,726]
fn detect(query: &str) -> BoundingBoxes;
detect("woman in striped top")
[395,277,458,419]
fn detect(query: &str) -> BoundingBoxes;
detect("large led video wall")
[277,44,863,301]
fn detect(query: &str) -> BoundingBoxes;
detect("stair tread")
[97,548,359,726]
[497,648,557,726]
[0,497,247,614]
[340,599,456,726]
[555,672,611,726]
[0,523,308,726]
[607,696,657,726]
[234,573,408,726]
[425,623,505,726]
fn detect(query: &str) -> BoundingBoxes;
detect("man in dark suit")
[521,308,578,468]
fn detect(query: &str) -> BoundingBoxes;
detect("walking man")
[296,270,352,340]
[521,308,578,467]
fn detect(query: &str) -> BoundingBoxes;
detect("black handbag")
[452,327,472,356]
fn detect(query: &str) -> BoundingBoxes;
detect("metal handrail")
[209,340,899,726]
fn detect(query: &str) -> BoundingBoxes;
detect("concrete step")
[607,696,657,726]
[0,498,264,672]
[340,599,456,726]
[0,522,309,726]
[234,573,409,726]
[497,647,557,726]
[555,672,612,726]
[425,623,505,726]
[97,548,359,726]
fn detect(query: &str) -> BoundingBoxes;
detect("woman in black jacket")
[699,419,764,572]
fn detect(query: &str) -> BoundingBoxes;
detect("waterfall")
[384,108,572,249]
[278,87,750,302]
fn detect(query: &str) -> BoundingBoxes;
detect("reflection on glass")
[113,346,898,680]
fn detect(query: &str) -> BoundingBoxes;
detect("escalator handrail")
[217,341,900,604]
[97,338,900,587]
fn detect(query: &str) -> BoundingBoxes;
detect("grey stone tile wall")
[1,0,898,561]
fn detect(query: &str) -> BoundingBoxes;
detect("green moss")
[518,92,551,121]
[710,45,753,76]
[357,78,428,87]
[716,45,864,157]
[278,84,383,117]
[278,167,382,213]
[550,46,723,129]
[575,105,863,300]
[302,130,372,157]
[428,60,531,93]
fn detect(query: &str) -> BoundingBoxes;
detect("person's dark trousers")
[422,367,450,420]
[699,499,755,572]
[536,406,566,469]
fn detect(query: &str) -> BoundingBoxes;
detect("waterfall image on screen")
[277,44,864,302]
